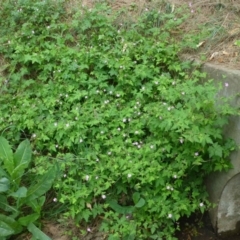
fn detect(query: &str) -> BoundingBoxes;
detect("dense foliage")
[0,0,237,239]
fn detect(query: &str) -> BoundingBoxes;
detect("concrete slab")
[202,63,240,237]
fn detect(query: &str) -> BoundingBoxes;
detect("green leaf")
[0,220,14,237]
[27,223,51,240]
[10,186,27,198]
[108,200,134,214]
[135,198,146,208]
[132,192,140,205]
[0,137,14,175]
[18,213,40,227]
[12,139,32,182]
[26,166,56,200]
[0,214,22,235]
[0,177,10,193]
[209,143,223,158]
[26,196,46,214]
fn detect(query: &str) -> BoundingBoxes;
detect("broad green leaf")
[0,195,18,213]
[132,192,140,205]
[0,195,9,211]
[10,186,27,198]
[0,177,10,193]
[27,223,51,240]
[135,198,146,208]
[0,137,14,175]
[108,200,134,214]
[0,214,22,235]
[26,166,56,200]
[0,167,8,178]
[12,139,32,182]
[0,221,14,237]
[26,196,46,214]
[18,213,40,227]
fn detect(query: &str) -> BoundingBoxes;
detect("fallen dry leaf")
[196,41,205,48]
[209,52,219,60]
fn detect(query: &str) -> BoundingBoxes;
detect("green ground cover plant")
[0,136,56,239]
[0,0,238,239]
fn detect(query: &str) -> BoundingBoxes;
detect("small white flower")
[55,145,58,148]
[138,112,141,115]
[182,92,185,95]
[123,118,127,122]
[32,134,36,138]
[136,102,140,105]
[172,81,176,85]
[96,158,99,162]
[87,227,91,232]
[102,194,106,199]
[134,106,137,109]
[117,128,121,131]
[47,26,50,29]
[142,86,145,90]
[200,202,204,207]
[150,145,154,149]
[53,198,57,202]
[96,90,100,93]
[135,131,139,134]
[225,82,229,87]
[138,145,141,149]
[104,89,106,92]
[54,122,57,126]
[109,91,113,94]
[101,131,104,134]
[116,94,120,97]
[128,118,131,122]
[155,81,158,85]
[123,133,126,137]
[179,138,184,144]
[85,96,88,99]
[195,152,199,156]
[167,107,171,111]
[66,123,70,128]
[32,30,35,34]
[75,117,78,120]
[171,187,174,191]
[85,175,90,181]
[173,175,177,179]
[65,94,68,97]
[108,151,111,155]
[95,176,99,179]
[166,186,170,190]
[159,116,162,120]
[8,40,11,44]
[127,173,132,178]
[168,213,172,218]
[63,174,67,178]
[80,139,83,143]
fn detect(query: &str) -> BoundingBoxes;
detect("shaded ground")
[177,213,240,240]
